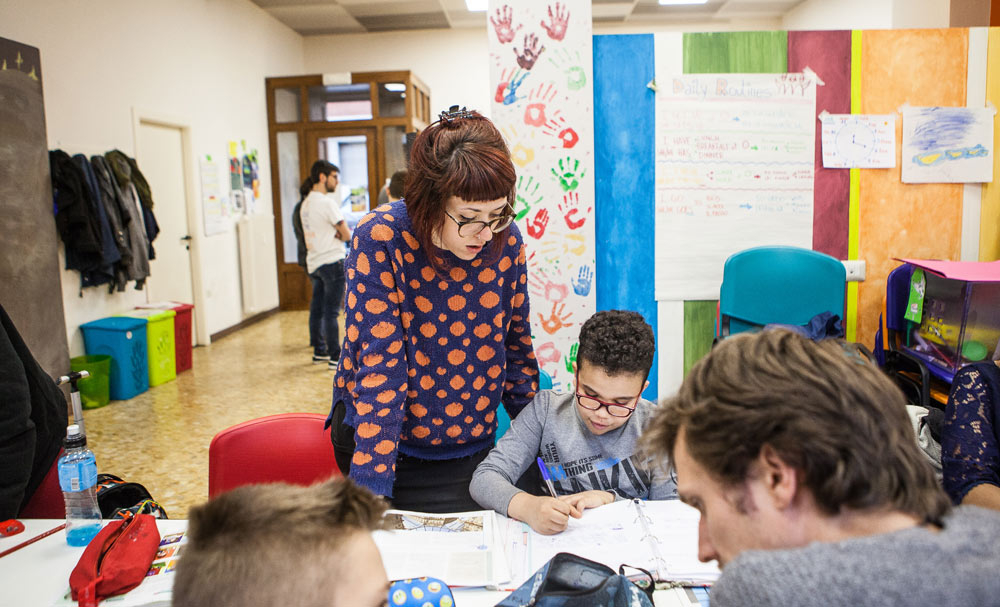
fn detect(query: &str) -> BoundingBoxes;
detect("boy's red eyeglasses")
[574,371,640,418]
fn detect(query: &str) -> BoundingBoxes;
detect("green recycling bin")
[69,354,112,409]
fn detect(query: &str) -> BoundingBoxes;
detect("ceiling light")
[466,0,488,11]
[658,0,709,5]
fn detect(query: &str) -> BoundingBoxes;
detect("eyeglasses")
[574,371,640,418]
[444,204,515,237]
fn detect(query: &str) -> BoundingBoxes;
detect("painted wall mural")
[489,0,595,392]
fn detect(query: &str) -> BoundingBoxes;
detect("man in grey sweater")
[470,310,677,535]
[643,330,1000,606]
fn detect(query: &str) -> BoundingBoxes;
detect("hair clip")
[438,105,477,123]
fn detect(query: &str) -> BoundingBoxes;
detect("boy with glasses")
[470,310,677,535]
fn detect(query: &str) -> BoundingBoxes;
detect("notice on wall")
[199,157,227,236]
[820,113,896,169]
[654,72,817,301]
[901,106,995,183]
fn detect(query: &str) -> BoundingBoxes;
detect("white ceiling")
[250,0,807,35]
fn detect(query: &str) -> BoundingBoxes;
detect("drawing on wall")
[901,106,995,183]
[490,0,595,390]
[820,113,895,169]
[200,156,227,236]
[654,71,817,301]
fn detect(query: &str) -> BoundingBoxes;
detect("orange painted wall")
[856,29,969,347]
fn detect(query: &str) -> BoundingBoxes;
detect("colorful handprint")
[524,83,557,127]
[495,67,529,106]
[571,266,593,296]
[514,33,546,70]
[490,5,522,44]
[538,302,574,335]
[557,191,591,230]
[551,156,586,192]
[540,3,569,41]
[548,48,587,91]
[530,268,569,303]
[514,175,542,221]
[526,208,549,239]
[563,343,578,374]
[536,341,561,365]
[542,115,579,149]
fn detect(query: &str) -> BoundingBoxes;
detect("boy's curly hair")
[577,310,654,377]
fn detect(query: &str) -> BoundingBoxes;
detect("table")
[0,519,701,607]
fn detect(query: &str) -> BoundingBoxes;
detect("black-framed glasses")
[444,204,515,237]
[574,371,640,418]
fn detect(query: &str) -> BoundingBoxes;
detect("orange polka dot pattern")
[330,200,539,497]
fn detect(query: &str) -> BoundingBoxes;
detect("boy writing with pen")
[469,310,677,535]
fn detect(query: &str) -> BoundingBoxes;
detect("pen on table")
[536,457,558,498]
[0,523,67,559]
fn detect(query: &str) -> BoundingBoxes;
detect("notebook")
[500,499,720,588]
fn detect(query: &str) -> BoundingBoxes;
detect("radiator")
[236,213,276,316]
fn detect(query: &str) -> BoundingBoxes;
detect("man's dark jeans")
[310,260,345,361]
[308,274,326,353]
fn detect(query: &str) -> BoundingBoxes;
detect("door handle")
[180,235,192,241]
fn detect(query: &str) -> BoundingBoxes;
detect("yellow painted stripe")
[982,28,1000,261]
[846,30,863,342]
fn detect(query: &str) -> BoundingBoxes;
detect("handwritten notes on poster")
[901,106,996,183]
[654,73,817,300]
[820,113,895,169]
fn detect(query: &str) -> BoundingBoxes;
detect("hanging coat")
[90,155,133,291]
[72,153,119,289]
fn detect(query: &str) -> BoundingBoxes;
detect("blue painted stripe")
[593,34,658,400]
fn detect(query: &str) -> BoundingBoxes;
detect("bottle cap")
[64,424,87,448]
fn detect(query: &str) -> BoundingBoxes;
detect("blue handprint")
[571,266,593,296]
[497,69,529,106]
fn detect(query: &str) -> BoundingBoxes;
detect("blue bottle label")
[58,459,98,492]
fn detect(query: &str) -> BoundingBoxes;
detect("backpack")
[94,474,168,519]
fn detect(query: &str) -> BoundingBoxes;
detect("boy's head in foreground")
[573,310,655,435]
[172,478,388,607]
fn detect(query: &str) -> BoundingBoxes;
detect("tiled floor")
[82,310,335,519]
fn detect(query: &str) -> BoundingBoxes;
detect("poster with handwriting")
[901,106,995,183]
[654,73,817,301]
[820,113,895,169]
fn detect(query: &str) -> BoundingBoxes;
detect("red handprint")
[526,208,549,239]
[524,83,557,127]
[536,341,561,365]
[490,5,522,44]
[557,192,591,230]
[514,33,546,70]
[538,302,574,335]
[542,116,579,148]
[540,3,569,41]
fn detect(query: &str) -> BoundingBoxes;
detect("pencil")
[0,523,67,559]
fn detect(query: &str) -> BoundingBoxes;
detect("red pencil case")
[69,513,160,607]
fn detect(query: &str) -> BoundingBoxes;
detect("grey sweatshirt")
[711,505,1000,606]
[469,390,677,515]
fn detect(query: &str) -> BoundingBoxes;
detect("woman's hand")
[558,490,615,512]
[508,493,582,535]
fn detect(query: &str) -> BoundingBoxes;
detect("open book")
[500,499,720,588]
[373,508,510,587]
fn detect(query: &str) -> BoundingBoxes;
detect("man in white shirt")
[301,160,351,370]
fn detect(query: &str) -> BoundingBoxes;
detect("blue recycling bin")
[79,317,149,400]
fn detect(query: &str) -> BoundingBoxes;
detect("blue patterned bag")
[495,552,654,607]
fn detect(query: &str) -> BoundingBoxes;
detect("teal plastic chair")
[495,370,553,442]
[718,246,846,338]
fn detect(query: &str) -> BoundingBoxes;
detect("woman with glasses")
[327,106,539,512]
[470,310,678,535]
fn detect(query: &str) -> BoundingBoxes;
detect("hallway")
[82,310,334,518]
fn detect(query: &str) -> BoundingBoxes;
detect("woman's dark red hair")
[404,110,516,271]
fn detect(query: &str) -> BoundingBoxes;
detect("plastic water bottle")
[58,424,102,546]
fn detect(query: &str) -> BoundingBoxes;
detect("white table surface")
[0,519,698,607]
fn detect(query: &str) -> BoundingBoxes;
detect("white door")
[137,122,196,343]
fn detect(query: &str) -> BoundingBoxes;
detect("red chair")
[208,413,340,498]
[18,458,64,519]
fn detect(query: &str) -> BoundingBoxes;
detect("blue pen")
[537,457,558,497]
